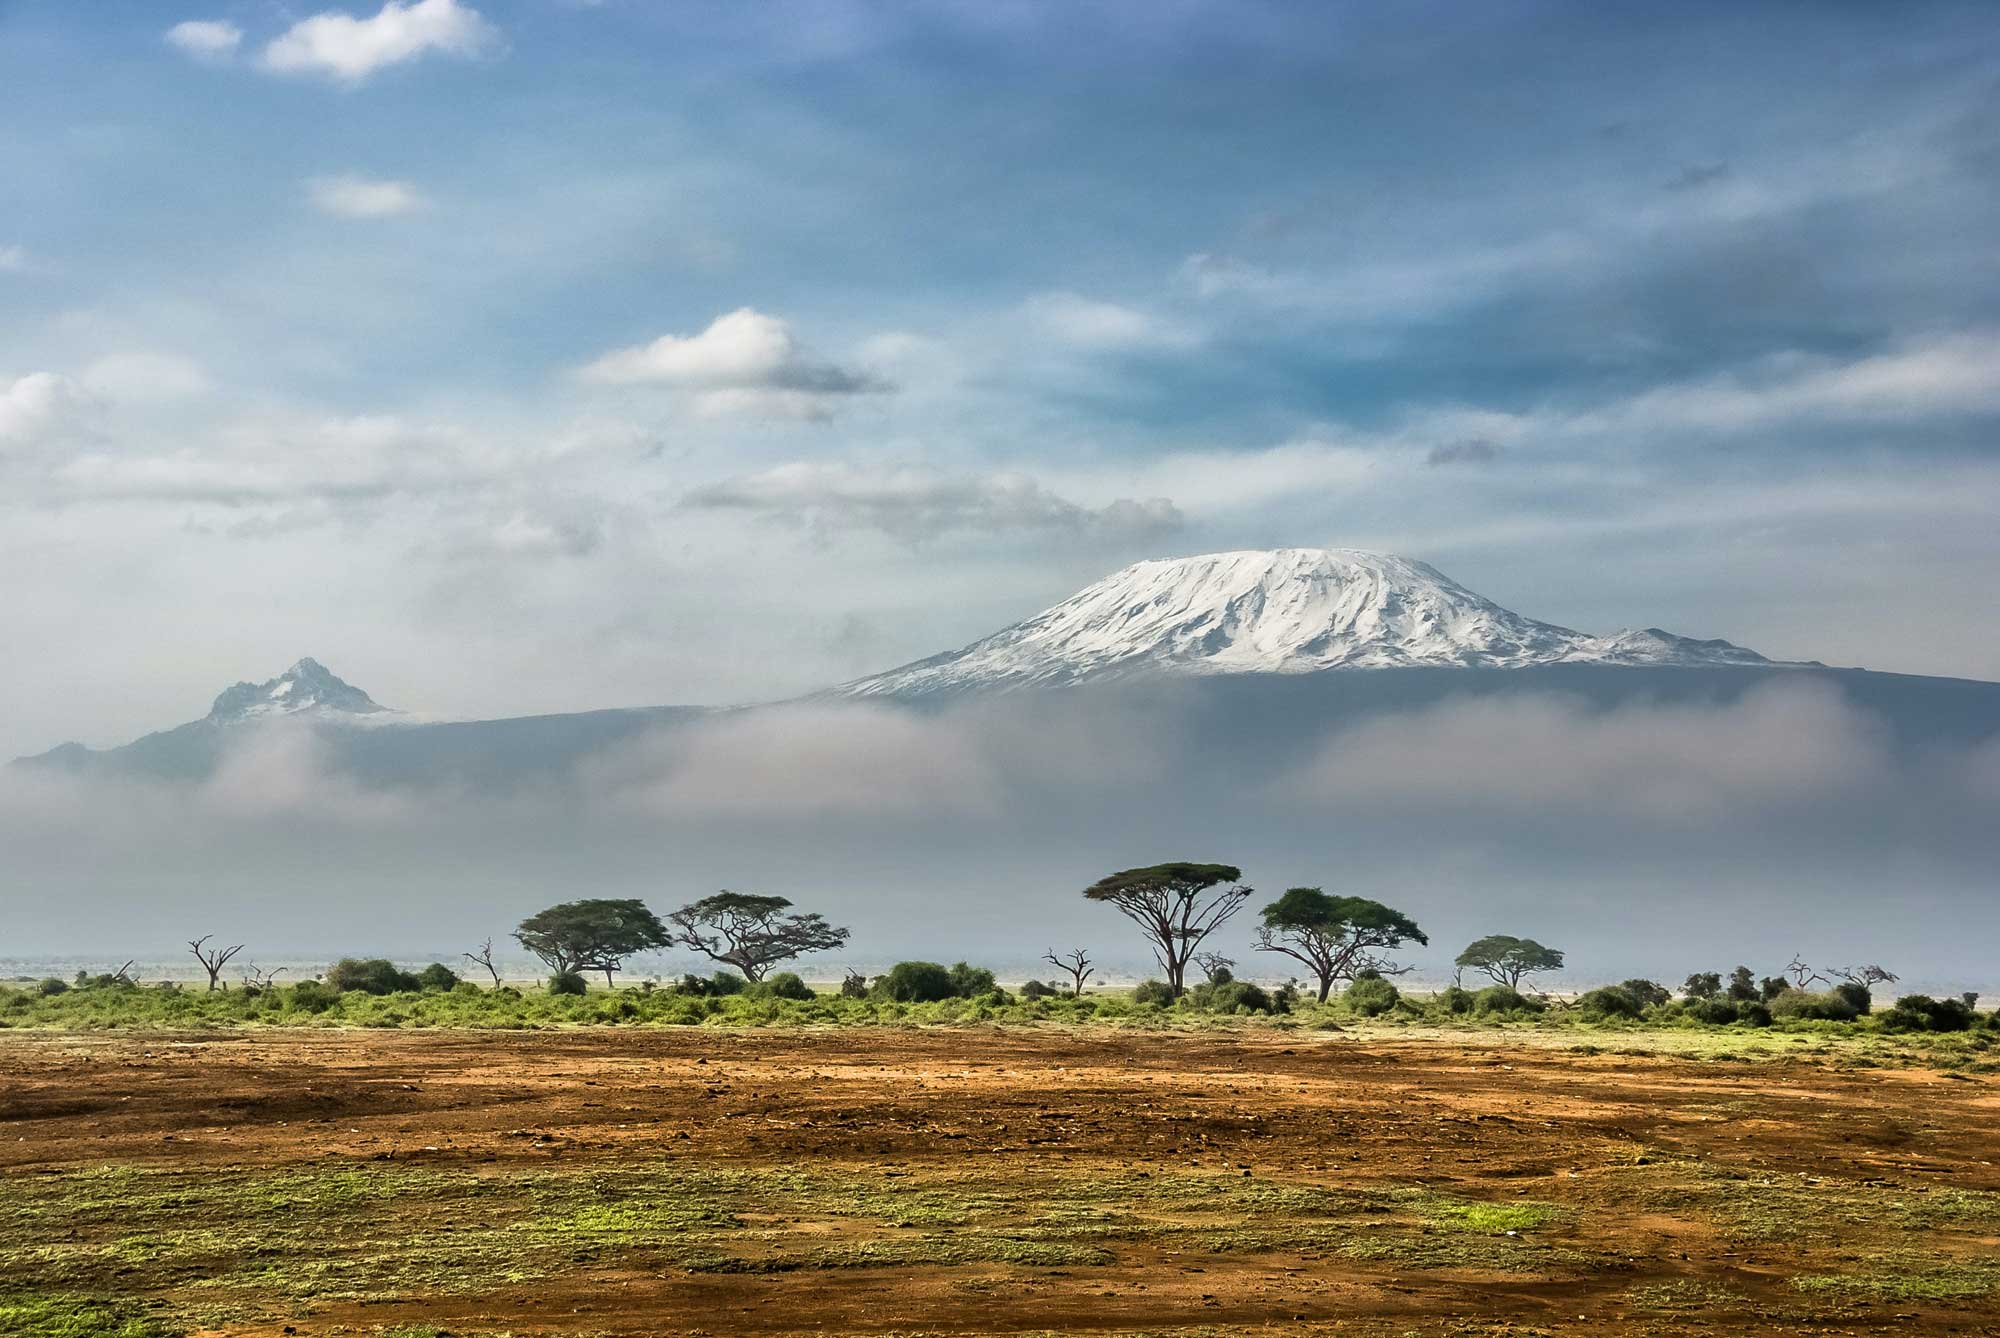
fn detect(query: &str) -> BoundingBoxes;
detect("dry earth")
[2,1026,1998,1336]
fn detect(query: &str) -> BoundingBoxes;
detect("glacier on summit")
[838,548,1776,698]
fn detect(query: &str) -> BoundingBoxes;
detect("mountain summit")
[204,657,389,724]
[839,548,1773,697]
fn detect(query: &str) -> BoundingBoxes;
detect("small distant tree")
[1455,935,1564,991]
[1785,954,1826,989]
[1253,888,1428,1004]
[1830,963,1899,990]
[1043,948,1094,998]
[1726,966,1759,1003]
[1682,971,1722,1001]
[666,892,850,982]
[514,898,669,987]
[1194,951,1235,985]
[188,935,244,992]
[463,938,503,988]
[1082,862,1252,998]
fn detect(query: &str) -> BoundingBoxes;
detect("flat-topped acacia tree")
[1455,934,1565,990]
[1253,888,1427,1003]
[667,892,850,982]
[514,898,670,988]
[1082,862,1252,999]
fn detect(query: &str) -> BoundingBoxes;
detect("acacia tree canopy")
[1082,862,1251,998]
[514,898,669,986]
[1253,887,1427,1003]
[1454,934,1564,989]
[667,891,850,982]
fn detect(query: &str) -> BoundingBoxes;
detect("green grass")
[0,1295,178,1338]
[1793,1253,2000,1301]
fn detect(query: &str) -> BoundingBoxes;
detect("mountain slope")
[839,548,1775,698]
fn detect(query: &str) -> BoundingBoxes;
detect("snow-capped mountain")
[203,657,392,724]
[838,548,1775,697]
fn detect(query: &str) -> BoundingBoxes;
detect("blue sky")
[4,0,1999,754]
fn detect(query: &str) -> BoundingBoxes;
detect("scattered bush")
[947,962,997,998]
[1437,985,1474,1015]
[325,958,421,995]
[1576,986,1643,1020]
[753,971,814,1001]
[416,962,460,992]
[840,970,869,999]
[875,961,956,1003]
[1341,973,1401,1017]
[1620,979,1672,1008]
[1131,980,1176,1007]
[1019,979,1058,1001]
[547,971,588,996]
[289,980,338,1014]
[1738,1001,1773,1027]
[1188,978,1274,1013]
[1768,988,1860,1022]
[1879,994,1977,1033]
[34,977,68,997]
[1685,998,1740,1025]
[1473,984,1543,1015]
[1831,981,1873,1016]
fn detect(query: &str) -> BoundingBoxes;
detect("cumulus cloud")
[1021,291,1197,349]
[0,373,92,446]
[165,19,243,61]
[306,174,427,218]
[579,308,887,419]
[260,0,499,83]
[683,461,1183,542]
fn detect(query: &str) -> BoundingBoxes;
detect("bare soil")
[3,1025,1997,1336]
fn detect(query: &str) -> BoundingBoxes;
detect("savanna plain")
[5,1011,2000,1337]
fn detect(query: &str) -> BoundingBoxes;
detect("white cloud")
[579,307,887,419]
[0,245,29,273]
[306,174,427,218]
[165,19,243,61]
[0,373,91,446]
[684,460,1182,542]
[260,0,499,83]
[80,353,211,401]
[1021,291,1197,349]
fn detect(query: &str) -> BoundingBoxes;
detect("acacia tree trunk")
[1316,974,1334,1004]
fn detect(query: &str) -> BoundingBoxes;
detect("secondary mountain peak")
[838,547,1773,697]
[205,657,390,724]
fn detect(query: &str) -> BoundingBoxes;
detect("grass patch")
[0,1295,179,1338]
[1793,1254,2000,1301]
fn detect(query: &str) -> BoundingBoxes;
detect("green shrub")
[1768,988,1859,1022]
[1188,979,1273,1013]
[1832,981,1873,1015]
[325,958,420,995]
[1437,985,1474,1014]
[753,971,813,1001]
[1131,980,1176,1007]
[947,962,997,997]
[707,971,746,996]
[1620,979,1672,1008]
[839,970,868,999]
[415,962,460,991]
[1738,1001,1773,1027]
[547,971,588,996]
[1342,974,1401,1017]
[1575,986,1643,1020]
[1019,979,1058,1001]
[34,977,68,996]
[1473,984,1543,1015]
[1686,998,1740,1025]
[875,961,955,1003]
[1879,994,1976,1033]
[288,980,338,1014]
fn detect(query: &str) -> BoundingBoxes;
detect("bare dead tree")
[463,938,503,988]
[1193,951,1236,984]
[241,964,287,990]
[108,960,137,985]
[1829,964,1899,989]
[1043,948,1094,998]
[1785,954,1827,989]
[188,935,244,992]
